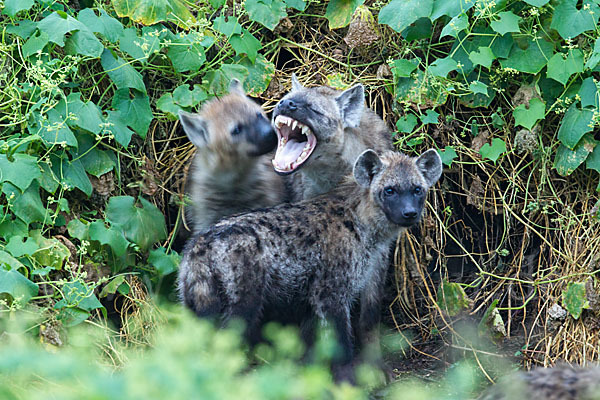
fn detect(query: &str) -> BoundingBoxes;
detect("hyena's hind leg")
[179,264,223,319]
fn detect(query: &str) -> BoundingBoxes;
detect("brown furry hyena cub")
[179,80,285,234]
[178,148,442,380]
[272,74,393,201]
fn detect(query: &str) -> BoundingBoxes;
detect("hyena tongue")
[274,140,304,168]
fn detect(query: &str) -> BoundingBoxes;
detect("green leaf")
[324,0,364,29]
[430,0,474,19]
[50,154,93,196]
[562,282,589,320]
[77,8,124,43]
[30,230,71,270]
[479,138,507,163]
[67,219,89,240]
[554,134,597,176]
[205,64,249,95]
[118,27,162,63]
[477,299,507,341]
[103,111,136,147]
[438,146,457,166]
[245,0,287,30]
[100,275,128,297]
[32,109,78,147]
[586,144,600,172]
[111,0,196,29]
[0,268,38,305]
[500,38,554,74]
[284,0,305,10]
[156,93,183,117]
[490,11,521,35]
[3,182,47,225]
[557,104,594,149]
[585,38,600,70]
[101,49,146,93]
[0,153,41,192]
[420,109,439,124]
[37,11,86,46]
[22,30,49,58]
[550,0,600,39]
[5,236,40,258]
[229,29,261,63]
[172,84,207,107]
[166,33,206,73]
[73,134,116,177]
[469,81,489,96]
[396,113,418,133]
[2,0,34,16]
[579,77,600,109]
[440,13,468,38]
[437,280,471,316]
[513,97,545,131]
[55,281,104,312]
[148,247,181,276]
[6,20,37,39]
[378,0,433,33]
[391,59,418,78]
[105,196,167,250]
[213,15,242,37]
[523,0,549,5]
[65,29,104,58]
[0,250,26,271]
[546,49,584,85]
[111,89,153,137]
[428,56,457,77]
[89,221,129,257]
[56,93,104,134]
[239,55,275,96]
[468,46,495,69]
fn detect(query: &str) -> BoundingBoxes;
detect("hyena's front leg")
[358,276,384,359]
[323,305,355,383]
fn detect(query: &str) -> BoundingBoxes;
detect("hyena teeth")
[292,121,297,130]
[301,126,309,135]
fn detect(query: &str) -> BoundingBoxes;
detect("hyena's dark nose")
[279,99,297,111]
[403,209,418,219]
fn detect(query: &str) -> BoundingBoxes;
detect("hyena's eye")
[413,187,423,195]
[383,186,395,196]
[232,125,241,135]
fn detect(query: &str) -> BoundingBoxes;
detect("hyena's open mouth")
[272,115,317,174]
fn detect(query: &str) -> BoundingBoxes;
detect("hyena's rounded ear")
[353,149,382,188]
[416,149,443,187]
[291,73,303,91]
[335,84,365,129]
[179,110,208,148]
[228,79,246,95]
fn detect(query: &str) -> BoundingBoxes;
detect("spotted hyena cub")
[178,148,442,380]
[272,74,392,201]
[179,80,285,234]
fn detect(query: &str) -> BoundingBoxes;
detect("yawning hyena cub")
[179,80,285,234]
[178,149,442,381]
[272,74,393,201]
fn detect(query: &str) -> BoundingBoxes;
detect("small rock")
[514,125,539,154]
[548,303,568,321]
[344,5,380,49]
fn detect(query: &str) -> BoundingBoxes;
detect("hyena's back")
[480,365,600,400]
